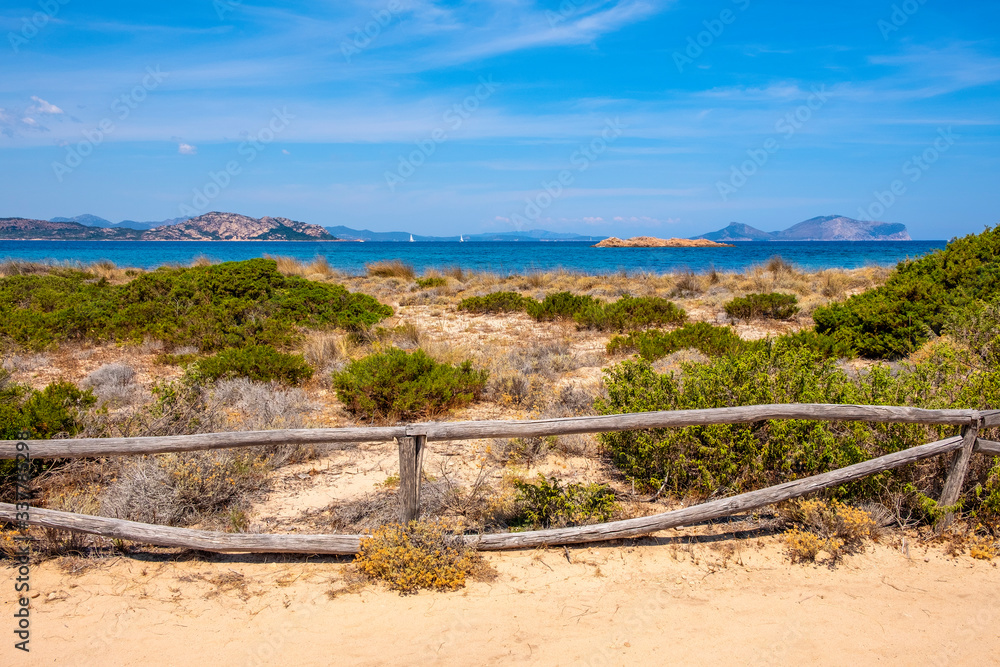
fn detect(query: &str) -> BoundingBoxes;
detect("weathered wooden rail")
[1,404,997,554]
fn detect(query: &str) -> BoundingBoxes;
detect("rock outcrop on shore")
[593,236,734,248]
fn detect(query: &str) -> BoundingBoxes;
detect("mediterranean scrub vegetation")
[3,232,1000,570]
[812,225,1000,358]
[459,290,686,331]
[0,258,392,352]
[332,348,488,423]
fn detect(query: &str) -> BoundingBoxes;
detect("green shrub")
[595,338,1000,511]
[332,348,488,422]
[457,291,535,314]
[724,292,799,320]
[509,475,618,529]
[607,322,753,359]
[0,258,393,352]
[0,376,95,440]
[192,345,314,386]
[812,225,1000,358]
[1,375,95,497]
[575,295,687,331]
[415,276,447,289]
[525,292,602,321]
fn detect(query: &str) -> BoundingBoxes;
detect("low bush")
[781,499,878,563]
[332,348,488,422]
[812,225,1000,358]
[458,291,535,314]
[456,290,685,332]
[509,476,618,529]
[0,375,95,441]
[193,344,314,386]
[415,276,447,289]
[724,292,799,320]
[355,520,489,594]
[526,291,602,321]
[595,338,1000,519]
[1,374,95,499]
[607,322,756,360]
[575,295,687,332]
[0,258,392,352]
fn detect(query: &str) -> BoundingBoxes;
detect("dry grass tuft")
[366,259,416,279]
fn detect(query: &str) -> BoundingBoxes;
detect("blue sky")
[1,0,998,239]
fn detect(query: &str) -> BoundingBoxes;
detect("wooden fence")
[1,404,998,555]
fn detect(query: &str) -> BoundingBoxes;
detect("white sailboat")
[409,234,414,242]
[459,234,465,242]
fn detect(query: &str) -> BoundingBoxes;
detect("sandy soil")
[4,537,997,666]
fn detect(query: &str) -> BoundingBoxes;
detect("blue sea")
[0,240,946,275]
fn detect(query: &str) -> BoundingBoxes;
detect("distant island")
[692,215,910,242]
[593,236,733,248]
[0,212,334,241]
[0,212,911,242]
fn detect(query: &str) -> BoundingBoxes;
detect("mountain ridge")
[693,215,910,242]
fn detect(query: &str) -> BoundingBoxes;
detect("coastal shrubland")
[724,292,799,320]
[0,258,392,352]
[332,348,488,423]
[597,330,1000,519]
[459,290,686,331]
[813,225,1000,358]
[3,244,999,569]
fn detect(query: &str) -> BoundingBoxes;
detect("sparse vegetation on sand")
[2,242,998,573]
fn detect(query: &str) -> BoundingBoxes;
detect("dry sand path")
[4,538,998,666]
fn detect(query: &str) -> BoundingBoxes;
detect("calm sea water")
[0,240,946,275]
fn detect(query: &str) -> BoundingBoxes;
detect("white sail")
[409,234,414,242]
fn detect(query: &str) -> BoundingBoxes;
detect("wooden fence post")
[397,435,426,523]
[938,421,980,530]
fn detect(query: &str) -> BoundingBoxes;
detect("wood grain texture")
[470,435,965,550]
[0,404,978,460]
[981,411,1000,428]
[938,424,980,525]
[975,439,1000,456]
[0,427,406,459]
[397,435,426,522]
[0,436,963,554]
[414,405,979,442]
[0,503,362,554]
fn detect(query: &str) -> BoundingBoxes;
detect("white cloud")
[178,143,197,155]
[281,148,290,154]
[27,96,63,114]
